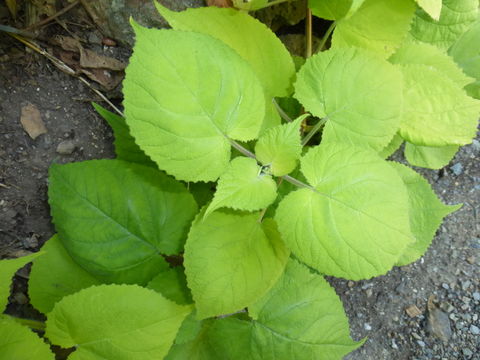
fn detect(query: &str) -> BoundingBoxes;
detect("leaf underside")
[390,162,461,266]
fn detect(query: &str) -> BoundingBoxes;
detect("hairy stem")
[305,8,313,58]
[318,21,336,52]
[272,98,293,122]
[228,139,256,158]
[301,117,327,146]
[5,315,46,331]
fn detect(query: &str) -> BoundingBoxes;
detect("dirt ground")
[0,6,479,360]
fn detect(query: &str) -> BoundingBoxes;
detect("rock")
[81,0,204,47]
[462,349,473,357]
[56,140,76,155]
[450,163,463,175]
[470,325,480,335]
[20,103,47,139]
[364,323,372,331]
[461,280,471,290]
[427,296,452,341]
[417,340,426,347]
[473,292,480,301]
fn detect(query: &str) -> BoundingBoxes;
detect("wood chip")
[20,103,47,139]
[406,304,422,318]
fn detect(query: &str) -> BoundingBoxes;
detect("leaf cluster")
[1,0,479,359]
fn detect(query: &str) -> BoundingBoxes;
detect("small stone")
[366,288,373,298]
[12,292,28,305]
[450,163,463,175]
[473,292,480,301]
[472,139,480,152]
[391,339,398,350]
[461,280,471,291]
[466,256,475,264]
[463,349,473,357]
[364,323,372,331]
[56,140,76,155]
[470,325,480,335]
[417,340,426,347]
[427,308,452,341]
[347,281,354,288]
[406,304,422,318]
[442,283,449,290]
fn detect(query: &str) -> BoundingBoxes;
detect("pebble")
[461,280,471,290]
[450,163,463,175]
[56,140,76,155]
[463,349,473,357]
[417,340,426,347]
[469,325,480,335]
[442,283,449,290]
[473,292,480,301]
[364,323,372,331]
[428,307,452,341]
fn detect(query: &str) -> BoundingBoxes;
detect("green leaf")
[397,64,480,146]
[389,41,474,88]
[184,211,289,319]
[379,133,403,159]
[449,17,480,99]
[255,115,304,176]
[390,163,461,266]
[295,47,403,151]
[0,252,42,313]
[93,103,155,166]
[414,0,442,20]
[169,260,364,359]
[173,312,203,345]
[404,142,460,169]
[332,0,416,58]
[0,316,54,360]
[155,5,295,98]
[309,0,366,20]
[147,266,193,305]
[46,284,191,360]
[248,259,364,359]
[29,235,102,314]
[275,144,413,280]
[409,0,478,51]
[205,157,277,217]
[48,159,197,284]
[123,25,265,182]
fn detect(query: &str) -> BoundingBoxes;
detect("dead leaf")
[405,304,422,318]
[6,0,17,18]
[206,0,233,7]
[50,35,81,52]
[80,68,123,90]
[79,47,126,71]
[20,103,47,139]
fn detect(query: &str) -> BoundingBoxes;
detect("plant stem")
[318,21,336,52]
[283,174,313,189]
[228,139,313,190]
[305,8,313,58]
[272,98,293,122]
[4,314,46,331]
[301,117,327,146]
[228,139,256,158]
